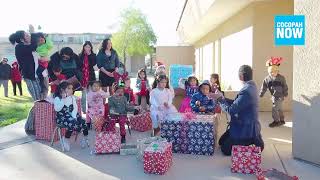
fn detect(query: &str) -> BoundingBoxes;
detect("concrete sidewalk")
[0,112,319,180]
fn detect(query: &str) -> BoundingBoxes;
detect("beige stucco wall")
[292,0,320,165]
[193,0,293,112]
[156,46,195,74]
[253,0,293,112]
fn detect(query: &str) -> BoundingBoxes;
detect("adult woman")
[79,41,97,112]
[96,38,120,93]
[9,30,49,134]
[48,47,83,90]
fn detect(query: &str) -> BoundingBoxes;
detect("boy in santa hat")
[259,57,288,128]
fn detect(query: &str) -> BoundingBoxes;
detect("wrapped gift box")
[161,113,217,155]
[34,101,57,141]
[256,168,299,180]
[94,131,121,154]
[129,112,152,132]
[169,64,193,89]
[231,145,262,174]
[137,136,167,161]
[143,142,173,175]
[120,144,138,155]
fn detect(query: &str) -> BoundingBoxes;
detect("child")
[113,63,128,87]
[124,77,135,105]
[210,73,221,93]
[178,75,199,112]
[107,83,136,143]
[154,62,166,77]
[11,61,23,96]
[35,33,53,93]
[136,68,150,105]
[150,75,177,136]
[190,81,216,114]
[86,81,109,129]
[53,81,89,151]
[259,57,288,128]
[49,66,67,94]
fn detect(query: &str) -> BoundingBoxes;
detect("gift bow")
[266,57,283,66]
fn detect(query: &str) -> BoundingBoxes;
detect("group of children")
[51,54,288,151]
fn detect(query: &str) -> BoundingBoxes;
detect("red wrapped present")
[94,131,121,154]
[231,145,262,174]
[129,112,152,132]
[143,141,173,175]
[34,101,57,141]
[256,168,299,180]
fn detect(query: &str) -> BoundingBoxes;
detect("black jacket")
[14,43,37,80]
[48,51,83,81]
[79,52,97,82]
[0,63,12,80]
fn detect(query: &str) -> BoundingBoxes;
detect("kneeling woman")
[54,82,89,151]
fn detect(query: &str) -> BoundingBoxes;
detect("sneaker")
[62,137,70,151]
[121,136,126,144]
[269,121,281,128]
[80,137,89,148]
[279,120,285,125]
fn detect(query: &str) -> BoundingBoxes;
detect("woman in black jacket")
[48,47,83,90]
[9,30,49,134]
[78,41,97,112]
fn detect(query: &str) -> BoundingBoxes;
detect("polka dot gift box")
[143,141,173,175]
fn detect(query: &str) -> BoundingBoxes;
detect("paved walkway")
[0,112,319,180]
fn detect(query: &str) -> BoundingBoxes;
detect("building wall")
[156,46,195,74]
[293,0,320,165]
[252,0,293,112]
[193,0,293,111]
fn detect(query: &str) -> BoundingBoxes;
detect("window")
[202,43,214,80]
[221,26,253,91]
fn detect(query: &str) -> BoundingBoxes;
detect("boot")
[269,121,281,128]
[62,137,70,151]
[86,123,92,130]
[121,135,126,144]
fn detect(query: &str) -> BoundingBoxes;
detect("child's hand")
[195,101,201,106]
[199,106,206,112]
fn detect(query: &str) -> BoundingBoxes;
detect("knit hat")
[266,57,283,66]
[114,82,125,92]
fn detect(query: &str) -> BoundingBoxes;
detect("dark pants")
[219,130,264,156]
[12,81,22,96]
[138,93,150,105]
[36,65,46,93]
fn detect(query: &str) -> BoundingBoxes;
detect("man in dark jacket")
[0,58,12,97]
[214,65,264,156]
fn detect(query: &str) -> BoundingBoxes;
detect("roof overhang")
[176,0,255,44]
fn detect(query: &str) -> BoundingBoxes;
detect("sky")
[0,0,184,45]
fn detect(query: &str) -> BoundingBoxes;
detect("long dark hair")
[99,38,113,53]
[210,73,221,91]
[9,31,26,45]
[137,68,147,81]
[54,81,71,99]
[185,76,199,87]
[80,41,94,56]
[152,75,169,89]
[31,32,45,46]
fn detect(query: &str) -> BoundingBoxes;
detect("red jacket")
[124,87,135,104]
[11,62,22,82]
[49,74,67,93]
